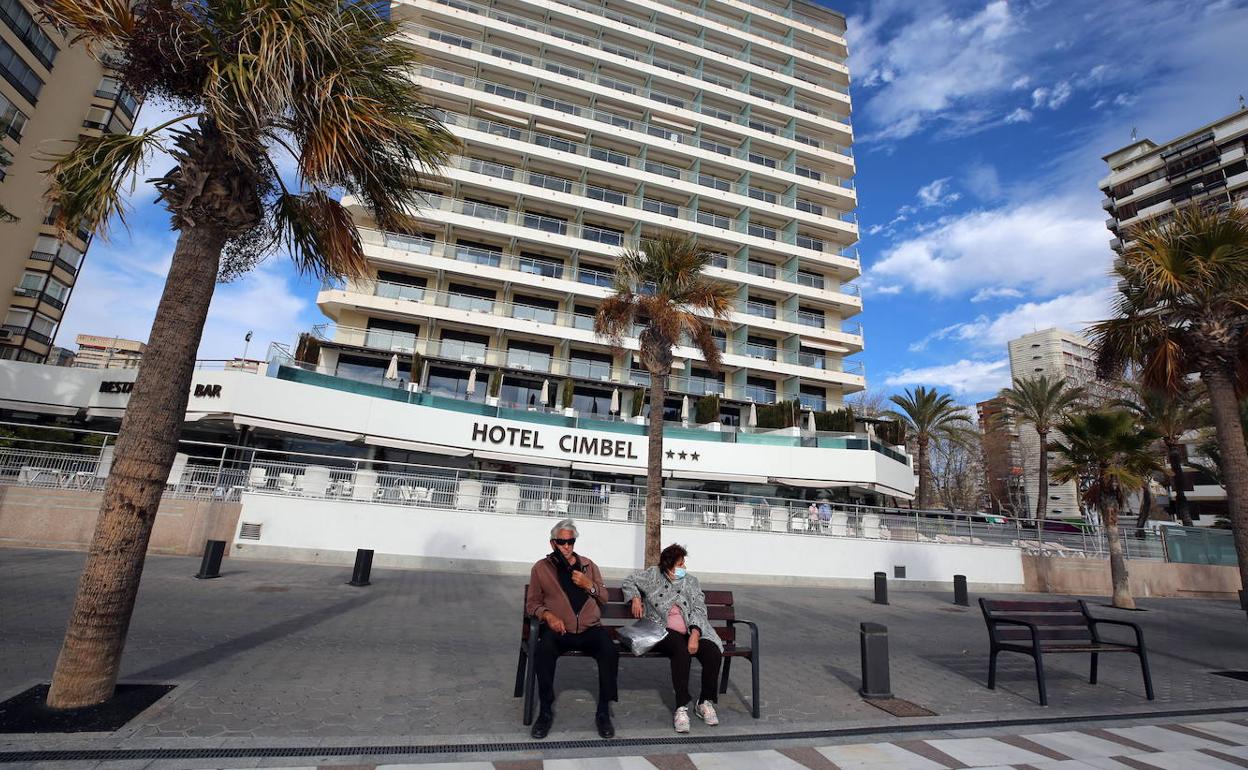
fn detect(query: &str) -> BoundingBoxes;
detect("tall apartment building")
[73,333,145,370]
[1006,328,1097,520]
[314,0,864,424]
[1101,105,1248,249]
[0,0,137,362]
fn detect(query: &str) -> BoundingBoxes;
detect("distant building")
[47,346,75,367]
[74,334,145,370]
[1006,328,1098,520]
[976,396,1023,515]
[1100,105,1248,250]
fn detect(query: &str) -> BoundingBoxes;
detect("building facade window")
[0,0,57,70]
[0,38,44,103]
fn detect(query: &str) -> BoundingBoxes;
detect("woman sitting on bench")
[622,543,724,733]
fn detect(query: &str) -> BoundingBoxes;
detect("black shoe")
[531,710,553,740]
[595,711,615,739]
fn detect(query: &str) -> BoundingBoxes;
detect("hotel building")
[1101,105,1248,251]
[314,0,864,426]
[0,0,138,362]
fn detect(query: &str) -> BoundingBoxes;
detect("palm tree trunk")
[1166,442,1191,526]
[1204,366,1248,598]
[643,370,667,567]
[1102,480,1135,609]
[46,224,226,709]
[1035,428,1049,523]
[917,434,930,509]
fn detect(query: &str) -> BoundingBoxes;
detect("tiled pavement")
[4,548,1248,767]
[56,717,1248,768]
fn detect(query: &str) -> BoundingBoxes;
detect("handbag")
[616,618,667,656]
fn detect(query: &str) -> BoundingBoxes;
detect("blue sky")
[56,0,1248,403]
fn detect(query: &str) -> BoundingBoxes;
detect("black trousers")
[534,625,619,710]
[653,630,722,706]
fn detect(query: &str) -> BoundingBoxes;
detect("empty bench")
[980,598,1153,706]
[515,586,759,724]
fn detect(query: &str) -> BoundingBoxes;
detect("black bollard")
[348,549,375,586]
[873,571,888,605]
[859,622,893,699]
[1240,590,1248,611]
[194,540,226,579]
[954,575,969,606]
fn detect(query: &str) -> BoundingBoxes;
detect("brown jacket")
[526,553,607,634]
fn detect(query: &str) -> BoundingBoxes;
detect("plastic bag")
[616,618,667,656]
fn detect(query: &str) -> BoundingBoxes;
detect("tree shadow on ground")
[127,593,381,680]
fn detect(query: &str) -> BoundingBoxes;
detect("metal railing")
[0,432,1168,561]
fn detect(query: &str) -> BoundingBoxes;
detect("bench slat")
[991,612,1086,625]
[983,600,1083,613]
[997,627,1092,641]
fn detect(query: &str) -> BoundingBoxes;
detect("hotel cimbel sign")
[470,422,639,459]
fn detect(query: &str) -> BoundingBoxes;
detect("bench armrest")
[986,615,1041,647]
[527,615,541,654]
[1087,616,1145,647]
[726,618,759,651]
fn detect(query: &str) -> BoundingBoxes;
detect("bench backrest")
[980,598,1092,643]
[522,585,737,646]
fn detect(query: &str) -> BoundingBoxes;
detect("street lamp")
[243,330,253,362]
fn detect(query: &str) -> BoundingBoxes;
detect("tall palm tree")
[595,233,735,565]
[1050,410,1162,609]
[1000,375,1084,524]
[888,386,969,509]
[38,0,456,710]
[1117,382,1202,527]
[1093,204,1248,599]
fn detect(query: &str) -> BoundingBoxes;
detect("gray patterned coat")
[620,566,724,651]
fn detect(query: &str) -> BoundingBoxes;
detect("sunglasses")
[552,538,576,546]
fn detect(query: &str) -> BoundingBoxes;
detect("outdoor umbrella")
[540,379,550,406]
[384,354,399,382]
[806,410,817,432]
[465,368,477,396]
[610,388,620,414]
[681,395,690,424]
[748,402,757,428]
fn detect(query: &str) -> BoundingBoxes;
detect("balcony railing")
[424,0,850,95]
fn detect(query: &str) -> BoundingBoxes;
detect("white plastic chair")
[93,446,115,487]
[276,472,296,493]
[733,504,753,530]
[790,516,809,532]
[246,467,268,490]
[166,453,188,491]
[702,509,716,527]
[607,493,631,521]
[829,512,848,537]
[302,465,331,498]
[662,507,676,523]
[495,483,520,515]
[769,506,788,532]
[862,513,882,538]
[352,470,378,501]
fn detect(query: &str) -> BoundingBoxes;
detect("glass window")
[17,271,43,291]
[427,365,482,401]
[572,386,613,415]
[0,38,43,103]
[0,90,28,139]
[4,307,31,327]
[0,0,57,70]
[587,185,627,205]
[336,354,390,385]
[57,242,84,268]
[30,312,55,336]
[518,253,563,278]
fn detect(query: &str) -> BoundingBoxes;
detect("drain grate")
[3,704,1248,763]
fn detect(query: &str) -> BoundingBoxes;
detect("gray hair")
[550,518,578,539]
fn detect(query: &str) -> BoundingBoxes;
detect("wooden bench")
[515,586,759,724]
[980,598,1154,706]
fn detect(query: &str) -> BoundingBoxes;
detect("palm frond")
[41,128,171,238]
[35,0,135,51]
[273,190,368,279]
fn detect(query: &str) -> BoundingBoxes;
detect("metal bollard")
[859,622,893,698]
[873,571,888,605]
[348,549,375,587]
[1240,590,1248,611]
[954,574,969,606]
[194,540,226,579]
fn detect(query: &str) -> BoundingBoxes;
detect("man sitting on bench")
[525,518,618,740]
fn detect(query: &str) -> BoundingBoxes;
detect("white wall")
[233,494,1025,587]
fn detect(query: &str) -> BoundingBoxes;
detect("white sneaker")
[673,705,690,733]
[696,701,719,726]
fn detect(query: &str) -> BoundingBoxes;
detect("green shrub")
[630,386,647,417]
[694,394,720,424]
[488,370,502,397]
[814,407,854,432]
[561,378,575,408]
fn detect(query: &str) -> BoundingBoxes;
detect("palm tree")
[1000,375,1084,524]
[1050,410,1162,609]
[38,0,456,710]
[1117,382,1202,527]
[595,233,735,565]
[1093,204,1248,599]
[888,386,969,509]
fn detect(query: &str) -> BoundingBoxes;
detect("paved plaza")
[2,548,1248,767]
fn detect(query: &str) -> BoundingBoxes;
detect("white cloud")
[970,287,1023,303]
[916,177,962,207]
[58,231,315,361]
[871,195,1113,297]
[1004,107,1033,124]
[963,163,1004,201]
[873,284,904,296]
[1031,81,1072,110]
[909,286,1113,353]
[884,359,1011,396]
[1010,76,1031,90]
